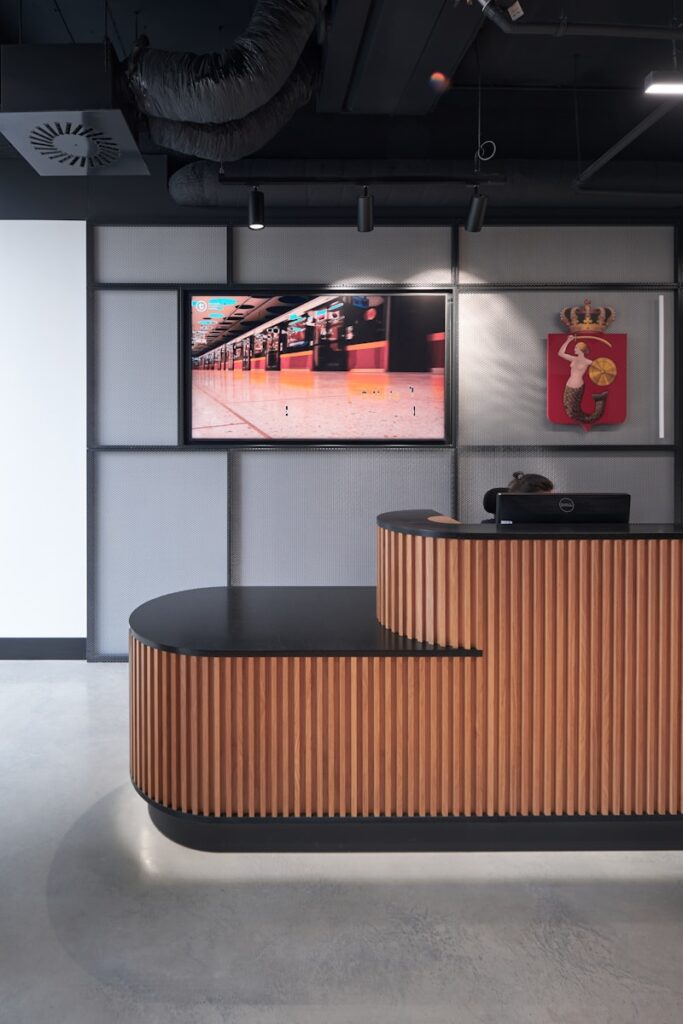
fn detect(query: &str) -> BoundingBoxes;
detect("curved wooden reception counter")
[129,585,480,849]
[377,511,683,820]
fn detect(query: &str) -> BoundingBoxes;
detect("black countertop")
[129,586,481,658]
[377,509,683,540]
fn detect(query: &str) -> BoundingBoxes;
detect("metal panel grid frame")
[93,224,228,284]
[458,225,675,286]
[231,448,453,585]
[232,225,453,286]
[90,451,228,658]
[93,289,179,445]
[457,450,675,525]
[457,289,675,446]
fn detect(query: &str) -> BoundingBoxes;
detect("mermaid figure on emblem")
[558,335,608,424]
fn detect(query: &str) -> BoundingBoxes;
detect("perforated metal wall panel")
[457,450,674,524]
[458,290,674,446]
[94,289,178,445]
[232,226,452,286]
[93,225,227,283]
[232,449,453,585]
[92,451,228,657]
[458,225,674,285]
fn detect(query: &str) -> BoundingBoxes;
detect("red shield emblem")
[547,299,627,432]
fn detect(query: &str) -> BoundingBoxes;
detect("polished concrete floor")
[1,661,683,1024]
[192,369,445,439]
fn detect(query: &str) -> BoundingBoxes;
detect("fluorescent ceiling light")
[644,71,683,94]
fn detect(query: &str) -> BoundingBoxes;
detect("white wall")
[0,221,86,637]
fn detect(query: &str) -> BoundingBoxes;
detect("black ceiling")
[2,0,683,208]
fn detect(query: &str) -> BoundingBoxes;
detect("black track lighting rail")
[218,172,507,186]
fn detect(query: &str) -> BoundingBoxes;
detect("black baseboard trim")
[0,638,86,660]
[142,793,683,853]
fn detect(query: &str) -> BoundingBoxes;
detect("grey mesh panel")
[232,226,452,285]
[92,451,228,657]
[93,225,227,283]
[459,226,674,285]
[458,290,674,445]
[94,290,178,445]
[232,449,453,585]
[457,451,674,524]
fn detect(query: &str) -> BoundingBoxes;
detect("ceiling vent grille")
[0,109,148,176]
[28,121,120,169]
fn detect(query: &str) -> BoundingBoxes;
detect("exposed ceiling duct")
[146,44,319,163]
[124,0,325,176]
[126,0,326,123]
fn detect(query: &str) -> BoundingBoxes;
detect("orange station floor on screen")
[191,369,445,440]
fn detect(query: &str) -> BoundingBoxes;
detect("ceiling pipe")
[478,0,683,40]
[574,99,681,188]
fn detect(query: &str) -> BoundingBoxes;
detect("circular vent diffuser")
[29,122,120,168]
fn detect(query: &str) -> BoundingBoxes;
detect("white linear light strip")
[659,293,665,440]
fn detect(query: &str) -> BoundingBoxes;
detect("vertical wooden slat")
[634,541,647,815]
[425,538,435,644]
[414,536,425,642]
[671,546,682,813]
[384,656,393,815]
[553,542,566,815]
[657,543,670,814]
[339,657,347,817]
[372,657,381,815]
[361,657,370,816]
[350,657,358,816]
[395,658,404,816]
[611,541,625,815]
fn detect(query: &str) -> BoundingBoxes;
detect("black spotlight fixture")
[248,185,265,230]
[357,185,374,232]
[465,186,488,233]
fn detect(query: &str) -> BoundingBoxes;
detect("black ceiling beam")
[575,99,681,188]
[316,0,374,112]
[478,0,683,40]
[345,0,449,114]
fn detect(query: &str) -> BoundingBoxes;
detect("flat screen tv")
[184,291,450,444]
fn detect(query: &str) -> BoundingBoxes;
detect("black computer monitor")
[495,492,631,525]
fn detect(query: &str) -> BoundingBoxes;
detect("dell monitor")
[495,492,631,525]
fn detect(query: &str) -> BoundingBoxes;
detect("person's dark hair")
[483,487,508,515]
[507,471,554,494]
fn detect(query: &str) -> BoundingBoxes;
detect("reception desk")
[129,513,683,850]
[378,511,683,819]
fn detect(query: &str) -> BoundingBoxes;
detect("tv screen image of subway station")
[188,293,446,441]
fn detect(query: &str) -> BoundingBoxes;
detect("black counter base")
[146,799,683,853]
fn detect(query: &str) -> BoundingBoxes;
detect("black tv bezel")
[181,287,454,448]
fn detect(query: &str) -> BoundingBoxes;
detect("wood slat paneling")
[130,643,477,818]
[376,527,683,816]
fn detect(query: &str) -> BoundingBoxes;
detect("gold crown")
[559,298,616,333]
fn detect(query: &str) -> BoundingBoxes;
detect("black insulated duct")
[147,45,319,163]
[126,0,326,124]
